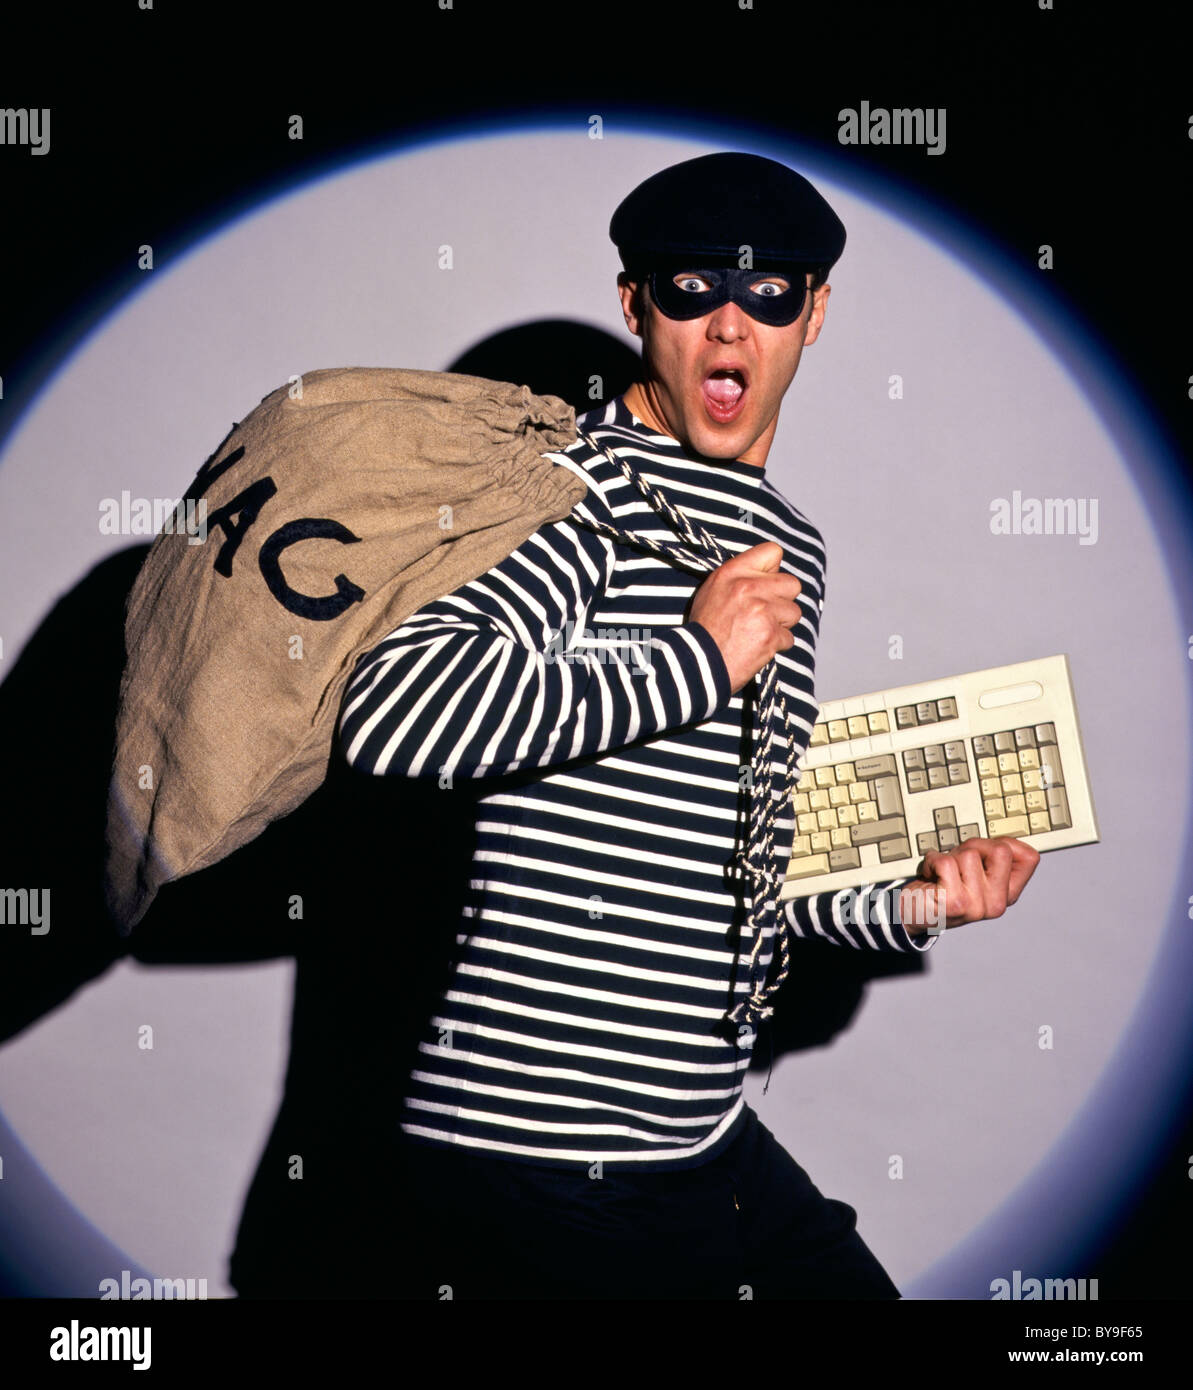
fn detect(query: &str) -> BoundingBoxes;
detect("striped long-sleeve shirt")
[336,393,937,1172]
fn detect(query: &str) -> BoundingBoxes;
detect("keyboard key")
[837,804,859,826]
[850,816,908,846]
[873,776,903,818]
[873,834,912,856]
[1021,769,1044,792]
[933,806,957,828]
[798,812,818,834]
[927,766,949,789]
[867,712,890,734]
[1025,789,1047,812]
[924,745,946,768]
[1000,773,1023,796]
[848,715,869,738]
[938,827,960,851]
[810,723,829,746]
[943,741,966,763]
[1046,787,1072,829]
[916,702,937,723]
[810,789,829,811]
[917,831,939,853]
[984,797,1005,820]
[815,766,836,786]
[817,809,837,830]
[1018,747,1040,770]
[903,748,926,772]
[811,831,831,851]
[973,735,996,758]
[936,696,958,720]
[831,827,852,849]
[836,762,856,783]
[857,802,878,823]
[907,770,929,794]
[958,823,981,842]
[1029,812,1051,833]
[1035,722,1057,745]
[1039,746,1064,788]
[829,847,862,871]
[1005,793,1026,815]
[854,755,898,780]
[793,793,810,813]
[849,782,870,803]
[987,814,1031,837]
[895,705,917,729]
[797,771,816,792]
[829,784,850,807]
[948,762,970,785]
[997,752,1018,774]
[994,731,1016,753]
[786,852,831,879]
[977,756,999,778]
[879,837,912,862]
[792,835,812,856]
[1014,727,1037,749]
[828,720,849,741]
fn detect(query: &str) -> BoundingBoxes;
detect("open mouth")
[702,368,747,423]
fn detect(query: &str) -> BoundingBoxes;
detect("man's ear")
[803,281,831,347]
[617,273,646,338]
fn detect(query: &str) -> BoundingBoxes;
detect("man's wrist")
[897,881,945,938]
[682,620,734,707]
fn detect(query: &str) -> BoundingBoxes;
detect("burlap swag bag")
[104,366,586,933]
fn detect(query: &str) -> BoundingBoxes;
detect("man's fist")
[687,542,803,694]
[898,836,1041,936]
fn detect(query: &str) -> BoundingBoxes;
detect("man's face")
[617,268,830,468]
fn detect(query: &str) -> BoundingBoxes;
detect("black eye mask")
[648,265,808,326]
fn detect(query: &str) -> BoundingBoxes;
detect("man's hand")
[687,542,802,694]
[898,836,1041,937]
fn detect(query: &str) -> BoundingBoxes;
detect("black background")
[1,0,1189,1347]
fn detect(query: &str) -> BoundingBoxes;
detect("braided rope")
[569,429,801,1038]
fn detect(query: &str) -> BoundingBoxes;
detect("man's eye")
[674,275,710,293]
[752,280,789,297]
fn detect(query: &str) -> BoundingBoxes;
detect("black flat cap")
[609,151,846,276]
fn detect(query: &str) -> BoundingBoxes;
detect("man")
[332,151,1040,1300]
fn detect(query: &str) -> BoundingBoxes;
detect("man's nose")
[706,298,751,339]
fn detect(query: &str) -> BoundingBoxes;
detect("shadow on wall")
[0,320,925,1296]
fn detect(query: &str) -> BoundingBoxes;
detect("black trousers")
[232,1104,900,1301]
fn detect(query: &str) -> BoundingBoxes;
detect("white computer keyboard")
[779,654,1099,900]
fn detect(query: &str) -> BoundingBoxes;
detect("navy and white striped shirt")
[337,394,936,1171]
